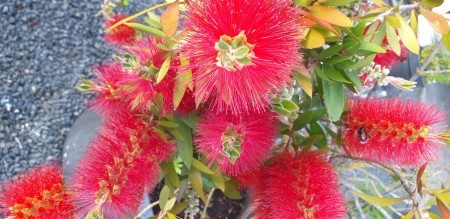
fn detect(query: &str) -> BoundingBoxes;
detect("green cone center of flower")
[215,31,255,72]
[221,127,244,164]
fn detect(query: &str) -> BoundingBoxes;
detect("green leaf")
[163,198,177,212]
[317,44,344,60]
[175,117,193,168]
[155,120,179,128]
[386,15,401,28]
[157,56,172,84]
[295,71,313,98]
[224,180,242,200]
[322,80,344,121]
[351,190,407,206]
[386,23,401,56]
[192,158,214,174]
[323,65,351,83]
[421,0,444,8]
[273,105,292,117]
[281,100,299,112]
[396,13,420,54]
[125,22,165,37]
[293,111,313,131]
[359,41,386,53]
[159,185,171,211]
[188,168,207,201]
[167,160,180,187]
[211,170,225,191]
[349,54,375,69]
[345,70,363,91]
[318,0,358,6]
[324,55,350,65]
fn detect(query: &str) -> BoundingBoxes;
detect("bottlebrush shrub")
[4,0,450,218]
[0,163,75,218]
[343,98,447,166]
[180,0,302,114]
[71,109,174,217]
[104,14,136,45]
[195,109,278,176]
[250,152,346,219]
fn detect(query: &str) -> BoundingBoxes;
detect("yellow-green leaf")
[173,76,187,110]
[411,10,418,36]
[386,15,401,28]
[436,190,450,205]
[421,7,449,34]
[159,185,171,211]
[160,1,179,38]
[157,56,172,84]
[125,22,165,37]
[401,211,414,219]
[308,3,353,27]
[163,197,176,212]
[443,31,450,52]
[211,170,225,191]
[155,120,179,128]
[396,13,420,54]
[302,28,325,49]
[166,212,177,219]
[386,23,401,56]
[421,0,444,8]
[294,69,313,98]
[318,0,358,6]
[192,158,213,174]
[351,190,407,206]
[188,168,207,202]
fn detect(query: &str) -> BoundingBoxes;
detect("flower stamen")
[215,31,255,71]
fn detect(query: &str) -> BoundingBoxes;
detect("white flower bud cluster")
[361,62,390,86]
[183,184,201,218]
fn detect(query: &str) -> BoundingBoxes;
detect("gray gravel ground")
[0,0,118,181]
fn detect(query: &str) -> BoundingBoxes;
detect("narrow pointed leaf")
[351,190,407,206]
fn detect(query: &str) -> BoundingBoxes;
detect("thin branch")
[333,155,424,219]
[200,189,216,219]
[134,200,160,219]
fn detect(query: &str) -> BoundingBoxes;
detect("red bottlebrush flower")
[195,109,278,176]
[181,0,302,114]
[251,152,346,219]
[0,163,75,218]
[343,98,447,166]
[88,63,130,116]
[118,36,195,115]
[72,109,174,218]
[104,15,136,45]
[373,40,409,68]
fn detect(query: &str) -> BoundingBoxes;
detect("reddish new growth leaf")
[195,110,278,176]
[104,15,136,45]
[72,109,174,218]
[181,0,303,114]
[343,98,447,166]
[0,163,75,219]
[250,152,346,219]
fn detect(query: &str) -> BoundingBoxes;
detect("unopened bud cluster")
[183,184,201,218]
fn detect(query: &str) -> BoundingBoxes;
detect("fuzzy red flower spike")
[72,109,174,218]
[251,152,346,219]
[0,163,75,219]
[181,0,303,114]
[104,15,136,45]
[195,109,278,176]
[343,98,447,166]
